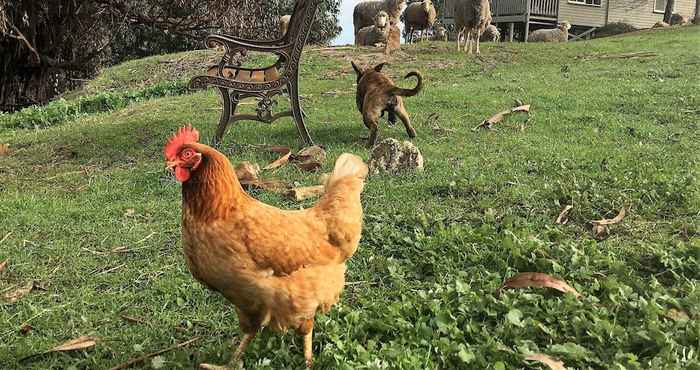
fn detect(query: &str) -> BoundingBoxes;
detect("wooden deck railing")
[491,0,558,17]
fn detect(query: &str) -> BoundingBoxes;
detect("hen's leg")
[232,332,257,364]
[199,310,262,370]
[297,317,315,368]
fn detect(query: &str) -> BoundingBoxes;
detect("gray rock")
[368,138,424,174]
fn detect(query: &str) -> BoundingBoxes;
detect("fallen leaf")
[474,104,531,130]
[592,224,608,240]
[555,205,573,224]
[0,143,8,156]
[239,178,290,192]
[20,335,99,362]
[234,161,261,183]
[124,208,136,217]
[664,308,690,322]
[592,207,626,226]
[290,145,326,172]
[0,259,7,273]
[525,353,566,370]
[591,207,626,240]
[49,336,98,352]
[500,272,581,298]
[2,281,34,304]
[19,324,33,335]
[263,145,291,154]
[263,151,291,170]
[285,185,325,201]
[120,314,146,324]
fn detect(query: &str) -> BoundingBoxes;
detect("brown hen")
[163,125,367,368]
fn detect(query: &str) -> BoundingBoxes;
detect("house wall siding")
[607,0,696,28]
[559,0,607,27]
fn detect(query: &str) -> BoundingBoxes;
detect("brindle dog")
[351,61,423,147]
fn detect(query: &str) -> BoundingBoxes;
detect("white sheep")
[479,24,500,42]
[354,0,407,36]
[431,25,448,41]
[356,11,390,46]
[404,0,438,43]
[453,0,492,54]
[527,21,571,42]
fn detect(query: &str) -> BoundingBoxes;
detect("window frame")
[567,0,602,8]
[653,0,675,14]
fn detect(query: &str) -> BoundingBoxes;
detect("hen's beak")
[165,161,178,174]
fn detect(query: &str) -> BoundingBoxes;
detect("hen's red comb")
[164,124,200,160]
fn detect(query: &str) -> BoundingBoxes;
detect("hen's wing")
[234,153,366,277]
[235,204,341,276]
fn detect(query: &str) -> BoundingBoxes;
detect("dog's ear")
[351,61,362,76]
[373,62,388,72]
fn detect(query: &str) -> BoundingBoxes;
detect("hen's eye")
[181,149,195,159]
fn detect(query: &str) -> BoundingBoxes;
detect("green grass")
[1,26,699,369]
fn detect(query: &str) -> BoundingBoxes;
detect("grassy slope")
[1,27,699,369]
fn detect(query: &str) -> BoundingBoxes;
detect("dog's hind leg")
[367,123,379,147]
[363,111,380,147]
[395,102,416,139]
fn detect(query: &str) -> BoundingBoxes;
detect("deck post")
[508,22,514,42]
[524,17,530,42]
[524,0,531,42]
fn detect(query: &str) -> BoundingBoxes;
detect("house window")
[653,0,673,13]
[568,0,602,6]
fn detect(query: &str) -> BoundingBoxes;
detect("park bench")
[188,0,319,147]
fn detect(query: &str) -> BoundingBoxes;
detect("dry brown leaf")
[21,335,99,362]
[2,281,34,304]
[263,151,291,170]
[263,145,291,154]
[239,178,290,193]
[291,145,326,172]
[592,224,608,240]
[592,207,626,226]
[49,336,98,352]
[234,161,261,183]
[474,104,531,130]
[664,308,690,322]
[525,353,566,370]
[19,324,33,335]
[0,259,7,273]
[285,185,325,201]
[120,314,146,324]
[0,144,9,156]
[591,207,626,240]
[500,272,581,298]
[555,205,573,224]
[123,208,136,217]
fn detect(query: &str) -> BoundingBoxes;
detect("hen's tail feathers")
[326,153,368,189]
[387,71,423,97]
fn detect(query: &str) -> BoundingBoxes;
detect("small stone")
[368,138,424,174]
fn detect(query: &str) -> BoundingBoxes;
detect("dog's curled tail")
[388,71,423,97]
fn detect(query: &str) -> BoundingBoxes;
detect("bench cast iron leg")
[288,75,314,146]
[213,88,238,148]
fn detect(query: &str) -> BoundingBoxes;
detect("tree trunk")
[695,0,699,23]
[663,0,675,23]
